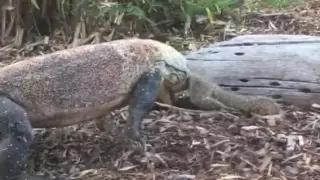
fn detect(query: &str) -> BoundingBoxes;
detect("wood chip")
[259,156,272,172]
[241,126,261,131]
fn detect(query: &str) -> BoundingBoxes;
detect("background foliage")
[0,0,301,47]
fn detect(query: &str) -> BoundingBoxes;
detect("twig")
[280,153,303,164]
[80,18,86,40]
[155,101,210,114]
[211,139,230,148]
[106,12,124,41]
[1,6,6,40]
[72,22,81,48]
[238,156,258,171]
[32,10,41,36]
[41,0,47,19]
[155,102,238,119]
[82,32,100,45]
[303,148,320,157]
[14,27,24,48]
[5,7,15,37]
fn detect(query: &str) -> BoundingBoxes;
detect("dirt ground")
[2,0,320,180]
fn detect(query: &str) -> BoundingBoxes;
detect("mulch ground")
[2,0,320,179]
[27,104,320,180]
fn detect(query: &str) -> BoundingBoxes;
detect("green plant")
[1,0,302,46]
[244,0,301,10]
[59,0,247,34]
[265,0,301,8]
[27,0,302,35]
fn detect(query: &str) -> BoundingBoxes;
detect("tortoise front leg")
[125,68,163,141]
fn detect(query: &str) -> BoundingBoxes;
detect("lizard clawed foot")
[13,173,53,180]
[126,130,148,153]
[127,137,147,154]
[114,129,148,154]
[118,68,162,154]
[16,170,69,180]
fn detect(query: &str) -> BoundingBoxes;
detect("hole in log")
[299,88,311,93]
[276,99,284,104]
[270,81,280,86]
[239,78,249,82]
[243,43,254,46]
[208,50,219,54]
[271,94,282,99]
[231,87,239,91]
[234,52,244,56]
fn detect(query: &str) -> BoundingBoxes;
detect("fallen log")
[185,34,320,109]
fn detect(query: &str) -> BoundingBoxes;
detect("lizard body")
[0,38,280,180]
[169,73,281,115]
[0,38,188,180]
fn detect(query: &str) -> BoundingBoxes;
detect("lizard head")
[153,44,189,86]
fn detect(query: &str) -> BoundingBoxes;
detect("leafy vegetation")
[0,0,301,46]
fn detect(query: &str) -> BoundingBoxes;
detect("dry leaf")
[241,126,260,131]
[118,165,137,171]
[220,175,246,179]
[259,156,272,172]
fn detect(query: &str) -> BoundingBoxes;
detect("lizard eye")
[165,64,175,71]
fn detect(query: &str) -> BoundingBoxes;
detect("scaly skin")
[169,73,281,116]
[0,38,280,180]
[0,38,188,128]
[0,38,189,180]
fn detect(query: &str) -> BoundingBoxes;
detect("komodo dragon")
[0,38,280,180]
[0,38,190,180]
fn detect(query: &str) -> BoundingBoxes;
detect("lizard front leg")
[187,73,237,112]
[0,96,51,180]
[156,81,175,105]
[125,68,163,141]
[162,73,230,111]
[191,96,232,111]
